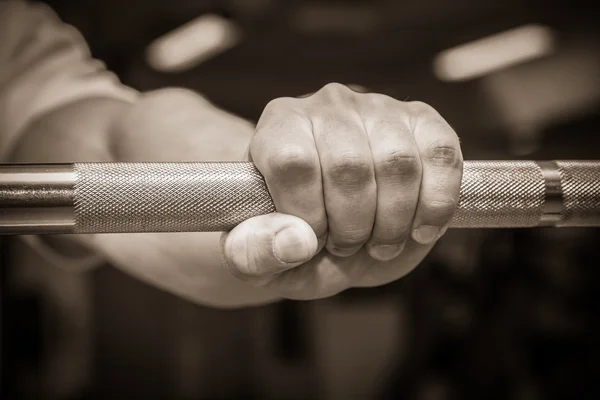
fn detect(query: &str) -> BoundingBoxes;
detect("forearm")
[9,88,253,163]
[1,2,279,308]
[9,93,281,308]
[9,97,128,163]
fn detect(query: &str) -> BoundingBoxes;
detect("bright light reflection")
[433,24,556,82]
[146,14,241,73]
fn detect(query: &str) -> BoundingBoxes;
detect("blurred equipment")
[433,24,556,82]
[146,14,241,73]
[482,41,600,155]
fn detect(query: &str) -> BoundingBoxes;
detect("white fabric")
[0,1,140,269]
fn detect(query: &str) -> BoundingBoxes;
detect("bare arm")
[2,1,280,307]
[10,87,283,308]
[3,2,461,308]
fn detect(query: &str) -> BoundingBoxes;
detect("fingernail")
[369,244,404,261]
[273,227,314,264]
[328,245,360,258]
[412,225,441,245]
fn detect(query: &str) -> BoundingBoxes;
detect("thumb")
[221,212,318,279]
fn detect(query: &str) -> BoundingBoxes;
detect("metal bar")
[1,160,599,234]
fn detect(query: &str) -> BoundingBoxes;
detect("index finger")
[250,97,328,244]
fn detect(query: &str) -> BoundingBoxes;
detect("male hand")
[222,83,463,299]
[12,84,462,306]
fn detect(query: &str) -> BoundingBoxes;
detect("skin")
[10,83,463,308]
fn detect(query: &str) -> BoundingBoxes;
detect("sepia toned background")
[2,0,600,398]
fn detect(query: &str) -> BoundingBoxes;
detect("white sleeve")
[0,1,140,270]
[0,0,139,157]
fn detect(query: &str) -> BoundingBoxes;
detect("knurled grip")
[73,162,276,233]
[69,160,600,233]
[556,161,600,227]
[450,161,545,228]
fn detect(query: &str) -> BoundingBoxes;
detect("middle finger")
[312,108,377,257]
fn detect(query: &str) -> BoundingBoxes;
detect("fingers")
[251,98,328,247]
[252,86,379,257]
[252,84,461,271]
[310,85,377,257]
[409,101,463,245]
[221,213,318,280]
[362,110,422,261]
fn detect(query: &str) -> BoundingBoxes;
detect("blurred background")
[2,0,600,398]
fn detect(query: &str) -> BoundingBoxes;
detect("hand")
[222,83,463,299]
[11,84,462,306]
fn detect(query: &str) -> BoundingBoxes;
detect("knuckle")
[408,100,439,118]
[267,146,319,182]
[327,152,373,187]
[320,82,350,94]
[376,148,421,179]
[426,141,462,168]
[250,133,266,153]
[262,96,297,113]
[363,93,386,108]
[314,83,355,104]
[407,101,449,134]
[223,239,264,280]
[365,92,394,106]
[256,98,306,136]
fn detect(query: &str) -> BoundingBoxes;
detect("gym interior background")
[2,0,600,398]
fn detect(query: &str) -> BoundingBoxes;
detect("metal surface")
[556,161,600,227]
[1,160,599,234]
[0,164,75,233]
[450,161,545,228]
[538,161,563,226]
[73,162,275,233]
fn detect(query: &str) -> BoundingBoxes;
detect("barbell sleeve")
[0,160,599,234]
